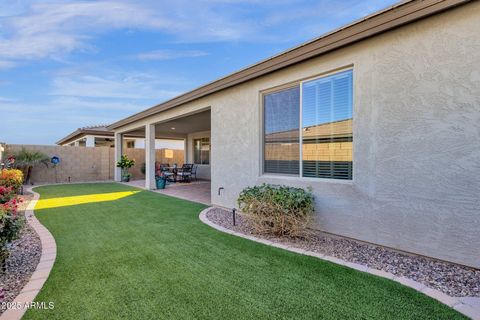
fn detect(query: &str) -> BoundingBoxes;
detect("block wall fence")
[4,144,184,184]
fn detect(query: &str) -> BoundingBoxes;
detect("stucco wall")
[111,2,480,268]
[209,2,480,268]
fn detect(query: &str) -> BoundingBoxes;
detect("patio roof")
[120,109,211,138]
[56,125,113,145]
[107,0,469,131]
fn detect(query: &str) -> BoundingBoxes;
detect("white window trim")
[260,67,354,182]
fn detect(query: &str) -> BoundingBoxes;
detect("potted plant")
[116,155,135,182]
[155,171,167,189]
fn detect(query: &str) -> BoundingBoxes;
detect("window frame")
[260,67,354,182]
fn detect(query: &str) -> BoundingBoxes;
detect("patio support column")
[145,123,156,190]
[85,135,95,147]
[114,132,123,182]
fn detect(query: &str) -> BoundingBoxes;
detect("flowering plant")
[5,155,15,169]
[0,169,23,191]
[0,196,24,269]
[0,171,25,270]
[0,186,15,204]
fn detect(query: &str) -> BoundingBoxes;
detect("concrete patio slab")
[123,179,211,205]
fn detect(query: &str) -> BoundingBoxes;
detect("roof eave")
[56,129,114,145]
[107,0,470,131]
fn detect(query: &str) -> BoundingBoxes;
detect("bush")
[0,169,25,270]
[0,197,24,268]
[0,169,23,191]
[0,186,16,204]
[116,155,135,181]
[237,184,314,238]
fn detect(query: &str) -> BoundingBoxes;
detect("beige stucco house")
[107,0,480,268]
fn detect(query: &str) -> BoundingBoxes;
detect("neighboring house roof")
[108,0,470,130]
[266,119,352,143]
[56,125,113,145]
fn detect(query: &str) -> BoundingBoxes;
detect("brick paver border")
[1,187,57,320]
[199,207,480,320]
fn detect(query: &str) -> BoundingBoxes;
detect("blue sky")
[0,0,397,145]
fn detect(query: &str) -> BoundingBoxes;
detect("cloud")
[50,73,181,100]
[50,96,147,112]
[0,60,16,69]
[0,0,398,67]
[0,0,254,65]
[136,50,208,61]
[0,1,176,63]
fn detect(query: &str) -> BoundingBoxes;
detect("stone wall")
[4,145,184,184]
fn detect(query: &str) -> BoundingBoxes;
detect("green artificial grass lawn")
[24,183,465,320]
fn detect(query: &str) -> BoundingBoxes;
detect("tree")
[13,148,49,184]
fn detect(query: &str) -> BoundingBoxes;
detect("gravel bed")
[0,193,42,314]
[206,207,480,298]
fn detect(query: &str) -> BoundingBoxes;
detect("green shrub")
[116,155,135,181]
[237,184,314,238]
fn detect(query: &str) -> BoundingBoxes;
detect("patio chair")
[191,164,198,181]
[155,163,175,182]
[177,164,194,182]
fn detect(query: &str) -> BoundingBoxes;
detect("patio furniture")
[155,163,173,182]
[191,164,198,181]
[177,164,194,182]
[163,170,175,182]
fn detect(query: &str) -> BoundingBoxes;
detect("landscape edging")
[1,186,57,320]
[199,207,480,320]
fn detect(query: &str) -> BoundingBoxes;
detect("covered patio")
[113,108,211,204]
[125,179,211,205]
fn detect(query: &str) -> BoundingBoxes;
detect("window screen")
[263,86,300,175]
[301,70,353,179]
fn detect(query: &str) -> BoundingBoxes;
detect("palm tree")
[13,148,49,184]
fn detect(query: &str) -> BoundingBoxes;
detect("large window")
[263,86,300,175]
[194,137,210,165]
[263,69,353,180]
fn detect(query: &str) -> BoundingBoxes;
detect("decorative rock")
[206,207,480,298]
[201,206,480,320]
[0,194,41,316]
